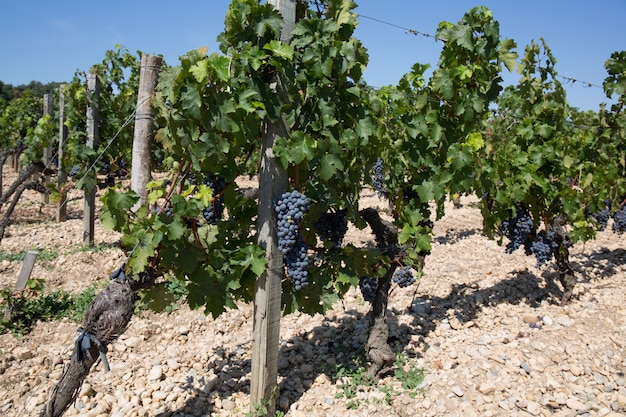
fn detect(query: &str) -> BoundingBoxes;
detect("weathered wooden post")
[84,74,99,246]
[57,84,68,222]
[131,53,162,210]
[3,251,38,320]
[42,93,54,203]
[250,0,295,414]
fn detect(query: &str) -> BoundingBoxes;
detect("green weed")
[0,279,105,336]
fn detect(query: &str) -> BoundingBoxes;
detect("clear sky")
[1,1,624,111]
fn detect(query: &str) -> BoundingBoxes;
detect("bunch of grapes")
[186,173,198,185]
[202,174,226,225]
[162,205,173,217]
[68,166,80,180]
[585,200,611,231]
[101,160,111,176]
[115,159,128,178]
[392,266,415,288]
[530,230,559,268]
[274,190,311,290]
[359,276,377,303]
[613,205,626,234]
[501,206,536,253]
[592,208,610,231]
[314,209,348,249]
[372,158,386,198]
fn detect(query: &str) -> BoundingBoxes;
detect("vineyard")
[0,0,625,416]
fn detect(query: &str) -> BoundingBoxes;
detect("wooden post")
[84,74,99,246]
[42,94,53,203]
[250,1,295,414]
[4,251,38,320]
[16,251,38,291]
[131,53,162,210]
[57,84,68,222]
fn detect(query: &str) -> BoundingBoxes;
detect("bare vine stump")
[555,246,576,304]
[359,208,401,376]
[40,269,134,417]
[39,345,100,417]
[366,267,396,376]
[553,217,576,304]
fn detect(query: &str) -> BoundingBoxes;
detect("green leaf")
[319,153,344,181]
[238,88,261,113]
[190,60,209,84]
[414,233,432,253]
[100,188,139,231]
[264,40,293,61]
[464,132,484,151]
[166,219,186,241]
[499,38,518,72]
[208,54,231,82]
[231,245,266,277]
[447,143,473,169]
[450,24,473,50]
[127,230,163,275]
[562,155,574,168]
[287,131,316,164]
[181,81,202,120]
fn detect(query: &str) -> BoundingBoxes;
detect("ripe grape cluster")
[202,174,226,225]
[592,208,610,231]
[585,200,611,231]
[372,158,386,197]
[101,160,111,176]
[613,205,626,234]
[501,206,535,253]
[275,190,311,290]
[68,166,80,180]
[115,159,128,178]
[358,276,377,303]
[529,230,559,268]
[314,209,348,249]
[392,266,416,288]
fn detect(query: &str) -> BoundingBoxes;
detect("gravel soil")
[0,166,625,417]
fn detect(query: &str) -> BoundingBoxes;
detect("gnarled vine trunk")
[552,216,576,304]
[39,345,101,417]
[554,246,576,304]
[0,162,47,242]
[40,272,134,417]
[359,208,402,376]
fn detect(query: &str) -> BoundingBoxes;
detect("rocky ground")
[0,166,625,417]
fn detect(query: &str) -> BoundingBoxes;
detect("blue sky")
[1,1,624,110]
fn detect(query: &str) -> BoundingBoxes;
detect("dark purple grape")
[274,190,311,289]
[201,174,226,225]
[314,209,348,249]
[501,206,535,253]
[392,266,415,288]
[359,276,377,303]
[613,205,626,234]
[372,158,386,198]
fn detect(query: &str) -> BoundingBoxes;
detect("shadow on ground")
[156,246,626,416]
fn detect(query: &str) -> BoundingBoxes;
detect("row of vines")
[1,0,624,414]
